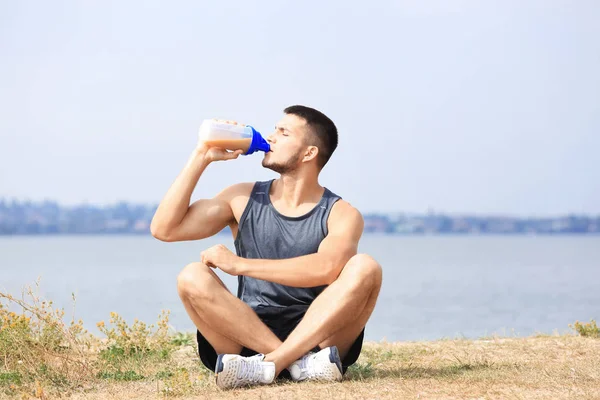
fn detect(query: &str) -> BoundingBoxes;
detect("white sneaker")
[215,353,276,389]
[288,346,343,382]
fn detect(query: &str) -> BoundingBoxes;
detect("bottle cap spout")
[244,126,271,155]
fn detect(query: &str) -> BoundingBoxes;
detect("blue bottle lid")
[244,126,271,155]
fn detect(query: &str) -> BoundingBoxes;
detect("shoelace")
[237,358,262,382]
[297,352,313,373]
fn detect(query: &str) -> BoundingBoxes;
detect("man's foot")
[288,346,343,382]
[215,353,276,389]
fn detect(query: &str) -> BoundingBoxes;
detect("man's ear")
[302,146,319,163]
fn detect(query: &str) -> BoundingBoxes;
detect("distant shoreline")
[3,200,598,235]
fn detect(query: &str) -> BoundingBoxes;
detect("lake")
[1,235,598,341]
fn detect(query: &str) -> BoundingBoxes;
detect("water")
[1,235,598,342]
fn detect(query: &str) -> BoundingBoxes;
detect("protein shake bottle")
[198,119,270,155]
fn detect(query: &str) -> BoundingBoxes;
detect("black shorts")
[196,325,364,378]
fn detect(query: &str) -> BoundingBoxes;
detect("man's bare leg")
[177,262,282,355]
[263,254,382,375]
[318,275,380,359]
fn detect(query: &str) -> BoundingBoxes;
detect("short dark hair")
[284,105,338,169]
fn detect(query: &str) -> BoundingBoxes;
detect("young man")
[151,105,382,389]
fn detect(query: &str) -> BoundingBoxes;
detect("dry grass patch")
[1,282,599,399]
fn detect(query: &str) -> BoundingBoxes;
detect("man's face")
[262,114,312,174]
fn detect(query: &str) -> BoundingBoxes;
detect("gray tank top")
[234,179,341,331]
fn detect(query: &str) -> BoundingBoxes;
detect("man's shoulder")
[220,181,257,199]
[329,199,364,224]
[221,182,261,230]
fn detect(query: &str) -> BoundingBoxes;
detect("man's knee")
[177,262,216,302]
[341,254,383,289]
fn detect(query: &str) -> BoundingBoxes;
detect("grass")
[569,320,600,338]
[1,282,599,399]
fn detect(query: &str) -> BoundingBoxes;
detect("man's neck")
[271,174,324,209]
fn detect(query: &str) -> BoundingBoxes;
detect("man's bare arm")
[150,143,247,242]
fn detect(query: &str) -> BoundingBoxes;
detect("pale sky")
[1,0,599,215]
